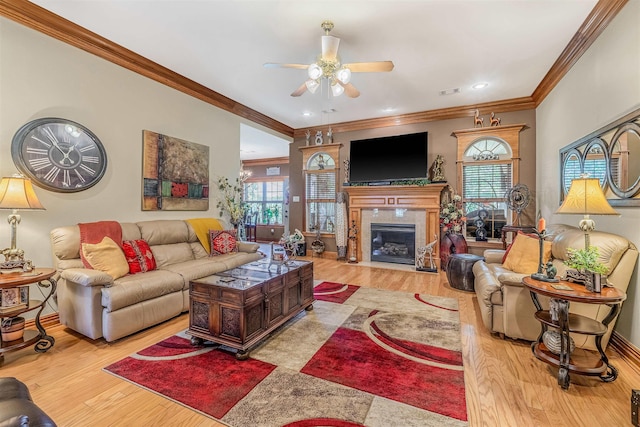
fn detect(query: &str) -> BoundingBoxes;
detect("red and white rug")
[104,281,467,426]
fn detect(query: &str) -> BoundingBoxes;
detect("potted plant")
[564,246,609,292]
[280,229,305,257]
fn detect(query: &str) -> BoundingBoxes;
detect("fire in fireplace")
[370,223,416,265]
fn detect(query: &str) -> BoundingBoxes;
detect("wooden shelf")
[534,310,608,336]
[533,342,607,376]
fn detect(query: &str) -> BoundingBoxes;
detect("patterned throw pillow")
[209,229,238,256]
[122,239,157,274]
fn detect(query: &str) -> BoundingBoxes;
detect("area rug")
[104,281,467,427]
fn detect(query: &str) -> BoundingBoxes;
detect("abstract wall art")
[142,130,209,211]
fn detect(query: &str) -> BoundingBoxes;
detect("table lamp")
[556,175,618,249]
[0,174,45,271]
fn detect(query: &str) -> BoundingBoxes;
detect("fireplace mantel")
[344,184,447,264]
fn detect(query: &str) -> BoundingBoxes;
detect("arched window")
[452,125,526,241]
[302,149,338,233]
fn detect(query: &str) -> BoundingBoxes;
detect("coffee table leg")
[236,350,250,361]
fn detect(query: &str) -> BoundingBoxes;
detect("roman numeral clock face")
[11,118,107,192]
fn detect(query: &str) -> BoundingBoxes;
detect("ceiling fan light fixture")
[336,67,351,84]
[305,79,320,94]
[331,81,344,97]
[308,63,322,80]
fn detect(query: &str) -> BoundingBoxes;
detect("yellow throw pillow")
[81,236,129,279]
[502,233,552,274]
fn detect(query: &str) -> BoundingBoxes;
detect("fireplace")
[370,223,416,265]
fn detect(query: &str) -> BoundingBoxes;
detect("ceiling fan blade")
[264,63,309,70]
[290,82,308,97]
[321,35,340,61]
[343,61,394,73]
[340,82,360,98]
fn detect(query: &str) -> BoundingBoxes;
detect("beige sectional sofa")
[473,224,638,350]
[50,219,263,342]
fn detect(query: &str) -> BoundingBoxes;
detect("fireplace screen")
[370,223,416,265]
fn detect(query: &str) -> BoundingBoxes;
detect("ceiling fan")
[264,21,394,98]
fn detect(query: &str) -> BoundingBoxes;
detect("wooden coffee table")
[188,260,314,359]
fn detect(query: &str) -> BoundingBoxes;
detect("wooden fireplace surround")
[344,184,448,264]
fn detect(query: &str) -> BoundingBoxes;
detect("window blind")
[463,163,512,200]
[306,171,336,200]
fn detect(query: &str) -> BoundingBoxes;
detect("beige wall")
[0,19,286,312]
[536,1,640,345]
[289,110,537,252]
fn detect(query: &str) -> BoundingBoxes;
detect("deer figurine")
[490,112,501,127]
[474,109,484,128]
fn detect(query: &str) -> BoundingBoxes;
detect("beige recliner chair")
[473,224,638,350]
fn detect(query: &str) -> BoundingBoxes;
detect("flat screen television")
[348,132,428,183]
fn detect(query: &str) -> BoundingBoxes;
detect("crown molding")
[1,0,624,139]
[242,157,289,166]
[292,97,536,138]
[531,0,628,105]
[0,0,294,138]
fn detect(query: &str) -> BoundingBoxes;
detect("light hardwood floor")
[2,257,639,426]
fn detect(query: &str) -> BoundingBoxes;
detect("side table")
[0,268,56,363]
[446,253,484,292]
[522,276,625,389]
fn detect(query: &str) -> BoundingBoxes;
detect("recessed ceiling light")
[302,111,312,117]
[471,82,489,90]
[382,107,396,113]
[439,88,460,96]
[322,108,337,114]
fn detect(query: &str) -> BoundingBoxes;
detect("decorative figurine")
[343,159,350,185]
[305,129,311,146]
[490,112,501,126]
[327,127,333,144]
[416,235,438,272]
[430,154,446,183]
[317,154,326,170]
[348,220,358,263]
[474,109,484,128]
[314,130,323,145]
[546,260,557,280]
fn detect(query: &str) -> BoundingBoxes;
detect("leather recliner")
[473,224,638,351]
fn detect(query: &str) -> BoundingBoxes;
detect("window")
[305,151,337,233]
[461,138,513,240]
[244,180,284,224]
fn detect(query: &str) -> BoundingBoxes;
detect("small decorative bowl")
[1,316,25,341]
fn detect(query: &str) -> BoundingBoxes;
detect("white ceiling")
[29,0,598,159]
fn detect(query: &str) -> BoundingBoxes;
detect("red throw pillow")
[122,239,157,274]
[209,229,238,256]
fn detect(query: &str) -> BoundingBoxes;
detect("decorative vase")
[439,231,468,271]
[542,330,575,355]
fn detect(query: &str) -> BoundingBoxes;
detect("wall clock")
[11,118,107,193]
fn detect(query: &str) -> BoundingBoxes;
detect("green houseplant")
[565,246,608,275]
[564,246,608,292]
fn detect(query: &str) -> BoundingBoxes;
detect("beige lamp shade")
[0,175,45,210]
[556,177,618,216]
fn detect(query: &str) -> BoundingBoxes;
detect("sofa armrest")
[60,268,113,287]
[237,241,260,253]
[483,249,505,264]
[497,272,529,287]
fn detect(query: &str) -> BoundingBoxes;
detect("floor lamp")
[0,174,45,271]
[556,176,618,249]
